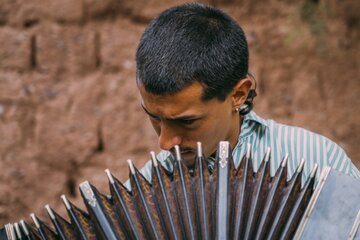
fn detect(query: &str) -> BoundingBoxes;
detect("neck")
[210,114,243,159]
[229,114,243,150]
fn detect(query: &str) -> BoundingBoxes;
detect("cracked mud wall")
[0,0,359,225]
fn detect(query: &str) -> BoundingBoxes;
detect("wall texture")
[0,0,359,225]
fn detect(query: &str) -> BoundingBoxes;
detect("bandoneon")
[1,142,360,240]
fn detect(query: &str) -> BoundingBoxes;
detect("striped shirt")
[136,111,360,185]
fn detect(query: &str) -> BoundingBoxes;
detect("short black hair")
[136,3,249,101]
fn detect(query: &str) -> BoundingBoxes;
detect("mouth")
[170,148,193,157]
[170,148,196,165]
[180,151,195,159]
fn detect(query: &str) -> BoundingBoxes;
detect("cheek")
[198,114,233,153]
[206,113,231,136]
[181,119,220,148]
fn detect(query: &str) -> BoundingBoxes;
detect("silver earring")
[234,108,239,112]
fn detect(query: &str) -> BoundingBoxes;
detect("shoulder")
[252,112,340,151]
[254,113,359,179]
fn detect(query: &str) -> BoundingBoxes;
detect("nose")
[158,123,182,151]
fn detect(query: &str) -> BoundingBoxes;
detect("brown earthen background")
[0,0,359,225]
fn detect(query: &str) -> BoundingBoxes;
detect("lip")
[171,150,195,160]
[181,151,194,157]
[180,151,197,163]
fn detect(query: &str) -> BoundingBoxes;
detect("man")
[134,3,360,183]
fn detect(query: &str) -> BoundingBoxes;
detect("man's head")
[136,3,252,165]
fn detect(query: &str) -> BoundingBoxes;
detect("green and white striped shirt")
[137,111,360,184]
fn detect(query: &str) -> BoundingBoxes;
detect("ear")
[231,78,252,109]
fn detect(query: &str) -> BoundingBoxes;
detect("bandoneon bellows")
[1,142,359,240]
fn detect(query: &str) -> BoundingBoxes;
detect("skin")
[138,79,252,167]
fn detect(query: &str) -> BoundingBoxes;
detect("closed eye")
[141,104,161,121]
[178,118,197,126]
[149,115,161,122]
[141,104,204,126]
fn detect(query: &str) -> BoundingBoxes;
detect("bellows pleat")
[3,142,317,240]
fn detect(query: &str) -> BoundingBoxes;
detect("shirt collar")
[239,111,269,141]
[243,111,269,127]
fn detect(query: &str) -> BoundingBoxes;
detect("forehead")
[139,82,209,117]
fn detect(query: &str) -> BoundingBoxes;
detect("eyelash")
[150,116,161,122]
[180,119,196,125]
[150,116,197,126]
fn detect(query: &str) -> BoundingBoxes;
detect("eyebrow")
[141,104,205,121]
